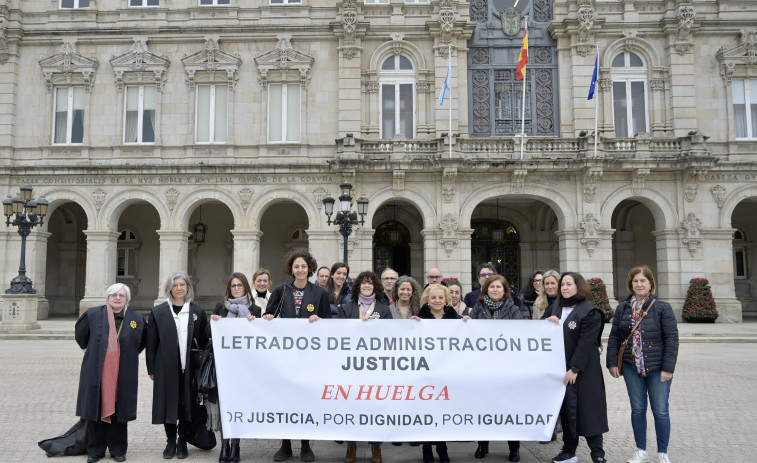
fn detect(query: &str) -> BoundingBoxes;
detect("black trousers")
[86,419,128,458]
[562,432,604,460]
[164,364,190,443]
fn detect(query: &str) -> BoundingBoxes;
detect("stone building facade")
[0,0,755,324]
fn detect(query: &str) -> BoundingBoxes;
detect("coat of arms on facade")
[495,8,521,39]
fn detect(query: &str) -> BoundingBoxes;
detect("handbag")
[195,343,216,394]
[617,298,655,375]
[186,398,217,450]
[38,419,87,456]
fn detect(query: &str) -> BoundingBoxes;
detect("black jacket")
[467,297,530,320]
[265,282,331,319]
[418,304,461,319]
[145,302,208,424]
[606,295,679,373]
[75,305,146,423]
[339,300,394,319]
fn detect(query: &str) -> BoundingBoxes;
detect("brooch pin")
[307,304,315,313]
[193,314,198,321]
[371,312,381,319]
[130,320,137,329]
[568,320,577,330]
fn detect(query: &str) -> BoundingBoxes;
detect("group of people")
[73,249,679,463]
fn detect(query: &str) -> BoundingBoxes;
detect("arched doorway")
[611,199,657,300]
[116,202,160,312]
[260,201,309,287]
[470,219,520,292]
[187,201,235,309]
[44,201,87,317]
[731,199,757,319]
[371,200,424,279]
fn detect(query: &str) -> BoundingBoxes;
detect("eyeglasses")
[382,277,397,281]
[479,272,494,278]
[230,284,244,289]
[428,275,442,279]
[109,293,127,299]
[534,279,543,284]
[172,283,187,288]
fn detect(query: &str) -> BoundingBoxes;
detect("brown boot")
[371,444,382,463]
[345,442,357,463]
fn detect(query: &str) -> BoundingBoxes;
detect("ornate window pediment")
[110,38,170,92]
[38,40,100,93]
[181,36,241,91]
[254,34,314,89]
[717,30,757,85]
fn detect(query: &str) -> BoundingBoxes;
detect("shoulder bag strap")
[620,298,655,346]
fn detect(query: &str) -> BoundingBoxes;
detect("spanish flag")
[515,28,528,81]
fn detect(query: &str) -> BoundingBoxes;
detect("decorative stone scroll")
[110,38,170,92]
[681,212,702,256]
[580,213,600,256]
[239,188,254,210]
[442,168,456,203]
[165,188,180,211]
[311,186,327,210]
[254,34,314,90]
[439,213,459,257]
[716,29,757,85]
[39,40,100,93]
[583,167,603,203]
[684,168,707,202]
[632,168,650,196]
[710,184,726,208]
[511,170,527,194]
[575,0,597,56]
[92,188,106,212]
[393,170,405,196]
[182,36,241,91]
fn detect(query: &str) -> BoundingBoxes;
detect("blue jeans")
[622,365,672,453]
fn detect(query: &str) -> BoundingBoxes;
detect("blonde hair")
[420,284,452,306]
[533,269,560,319]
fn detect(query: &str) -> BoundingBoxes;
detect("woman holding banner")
[466,275,530,462]
[533,269,560,320]
[252,268,272,313]
[263,250,330,462]
[390,275,421,319]
[544,272,608,463]
[209,272,260,462]
[339,270,392,463]
[325,262,352,318]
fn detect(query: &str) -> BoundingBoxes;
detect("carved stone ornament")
[681,212,702,257]
[341,10,359,43]
[254,34,314,90]
[165,188,180,211]
[442,168,456,203]
[710,184,726,208]
[38,40,100,93]
[110,38,170,92]
[366,80,379,93]
[438,9,456,44]
[494,8,521,39]
[416,80,430,92]
[632,168,650,196]
[649,79,664,91]
[716,29,757,85]
[239,188,253,210]
[577,5,596,44]
[182,36,242,90]
[311,186,327,210]
[393,170,405,196]
[676,5,695,42]
[92,188,107,212]
[684,169,706,202]
[583,167,603,203]
[580,213,600,256]
[390,33,405,56]
[439,213,459,257]
[0,18,9,65]
[511,170,527,194]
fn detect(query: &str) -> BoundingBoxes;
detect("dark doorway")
[470,219,520,294]
[373,220,411,277]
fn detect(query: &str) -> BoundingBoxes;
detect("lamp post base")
[0,294,40,330]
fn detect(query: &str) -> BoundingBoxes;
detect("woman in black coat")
[338,271,393,463]
[606,266,678,463]
[263,250,330,462]
[544,272,608,463]
[210,272,261,463]
[75,283,146,463]
[466,275,529,462]
[146,271,209,460]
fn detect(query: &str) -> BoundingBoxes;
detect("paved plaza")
[1,320,755,463]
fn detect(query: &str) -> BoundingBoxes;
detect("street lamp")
[3,184,48,294]
[323,181,369,265]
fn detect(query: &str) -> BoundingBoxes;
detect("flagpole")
[519,18,528,160]
[593,42,600,158]
[449,44,452,159]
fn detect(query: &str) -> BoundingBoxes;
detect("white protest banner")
[212,318,565,441]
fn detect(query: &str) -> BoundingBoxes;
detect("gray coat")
[467,297,530,320]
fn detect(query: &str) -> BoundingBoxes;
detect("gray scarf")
[224,295,251,318]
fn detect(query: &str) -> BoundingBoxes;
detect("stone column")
[231,230,262,280]
[307,229,340,269]
[652,228,685,319]
[692,230,742,322]
[155,230,191,304]
[79,230,120,314]
[30,230,51,319]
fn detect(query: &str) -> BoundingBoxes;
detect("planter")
[683,317,716,323]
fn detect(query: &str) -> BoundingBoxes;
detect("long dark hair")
[325,262,350,304]
[559,272,591,301]
[350,271,382,301]
[221,272,253,308]
[519,271,543,300]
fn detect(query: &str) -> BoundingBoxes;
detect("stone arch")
[35,188,97,232]
[248,186,320,230]
[98,189,170,232]
[368,38,430,74]
[173,187,243,231]
[459,184,574,230]
[366,186,433,229]
[603,36,663,69]
[599,185,678,230]
[718,184,757,229]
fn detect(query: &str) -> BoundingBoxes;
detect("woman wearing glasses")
[146,271,209,460]
[518,271,543,319]
[75,283,146,463]
[209,272,261,462]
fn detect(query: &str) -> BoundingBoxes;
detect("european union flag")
[588,52,599,100]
